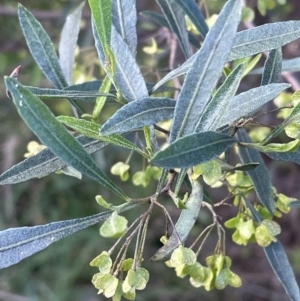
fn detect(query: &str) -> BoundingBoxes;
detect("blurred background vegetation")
[1,0,300,300]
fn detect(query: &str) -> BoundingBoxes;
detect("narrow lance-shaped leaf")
[5,77,128,201]
[151,131,236,169]
[151,21,300,94]
[93,76,112,119]
[169,0,242,142]
[265,148,300,165]
[110,25,148,101]
[0,136,108,185]
[101,97,175,135]
[92,19,105,66]
[57,116,147,157]
[229,21,300,61]
[174,0,208,39]
[196,63,245,133]
[252,57,300,74]
[140,11,200,48]
[25,86,115,101]
[18,4,68,89]
[112,0,137,55]
[0,211,112,269]
[261,48,282,86]
[244,198,300,301]
[156,0,191,59]
[59,2,85,85]
[236,128,275,214]
[88,0,112,55]
[151,178,203,261]
[219,83,290,128]
[264,242,300,301]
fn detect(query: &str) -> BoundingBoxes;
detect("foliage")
[2,0,300,300]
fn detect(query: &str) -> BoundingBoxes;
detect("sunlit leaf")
[111,25,148,101]
[151,21,300,94]
[219,83,290,128]
[229,21,300,61]
[101,97,175,135]
[57,116,147,157]
[196,63,245,132]
[5,77,128,200]
[169,0,242,142]
[151,131,236,169]
[59,2,85,85]
[112,0,137,55]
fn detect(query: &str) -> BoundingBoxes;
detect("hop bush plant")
[2,0,300,300]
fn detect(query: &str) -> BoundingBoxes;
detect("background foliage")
[1,1,300,301]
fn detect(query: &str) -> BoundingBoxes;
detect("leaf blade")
[5,77,128,200]
[0,211,112,269]
[18,4,68,89]
[156,0,191,58]
[151,179,203,261]
[151,131,236,169]
[57,116,147,157]
[173,0,208,39]
[229,21,300,61]
[219,83,290,128]
[112,0,137,55]
[261,48,282,86]
[59,2,85,85]
[169,0,243,142]
[236,129,275,213]
[101,97,175,135]
[0,136,108,185]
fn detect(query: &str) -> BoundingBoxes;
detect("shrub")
[2,0,300,300]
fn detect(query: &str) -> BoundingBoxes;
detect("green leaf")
[92,19,106,66]
[5,77,128,200]
[264,241,300,301]
[93,76,112,119]
[196,63,245,133]
[111,26,149,101]
[169,0,242,142]
[156,0,191,59]
[140,11,200,48]
[101,97,175,135]
[18,4,68,89]
[219,83,290,128]
[151,178,203,261]
[0,211,112,269]
[173,0,208,39]
[156,168,169,194]
[25,86,115,101]
[112,0,137,55]
[88,0,112,53]
[236,129,275,214]
[242,139,300,153]
[244,198,300,300]
[261,48,282,86]
[100,212,128,238]
[59,2,85,85]
[265,148,300,165]
[151,131,236,169]
[151,21,300,94]
[289,200,300,208]
[228,21,300,61]
[0,136,107,185]
[57,116,147,157]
